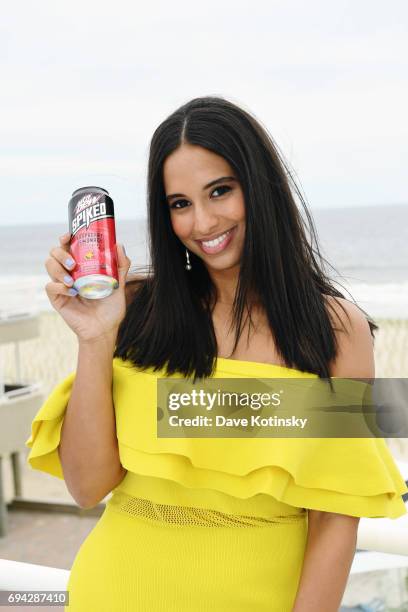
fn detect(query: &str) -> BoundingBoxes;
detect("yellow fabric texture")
[25,356,408,612]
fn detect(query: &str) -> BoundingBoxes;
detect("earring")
[185,248,192,271]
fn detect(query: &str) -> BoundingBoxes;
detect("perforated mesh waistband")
[106,490,306,528]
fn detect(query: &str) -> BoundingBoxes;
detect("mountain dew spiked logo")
[68,186,119,299]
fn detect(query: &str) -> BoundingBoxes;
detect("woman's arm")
[292,512,359,611]
[292,298,375,611]
[59,332,127,509]
[58,274,146,508]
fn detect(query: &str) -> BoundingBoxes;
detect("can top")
[71,186,109,197]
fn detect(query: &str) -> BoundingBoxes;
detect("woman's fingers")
[49,245,76,271]
[45,239,76,282]
[45,254,76,282]
[46,236,127,294]
[59,231,71,244]
[45,280,79,299]
[116,243,131,288]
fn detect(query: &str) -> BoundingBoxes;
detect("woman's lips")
[195,226,237,254]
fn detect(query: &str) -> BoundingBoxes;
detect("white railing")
[0,558,69,591]
[357,513,408,556]
[354,459,408,556]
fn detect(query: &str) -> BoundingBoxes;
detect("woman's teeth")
[201,229,231,247]
[197,227,235,254]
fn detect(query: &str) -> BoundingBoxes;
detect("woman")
[26,96,408,611]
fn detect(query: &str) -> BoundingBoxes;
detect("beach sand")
[1,310,408,505]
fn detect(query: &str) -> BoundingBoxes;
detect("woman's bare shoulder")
[323,294,375,377]
[323,294,365,333]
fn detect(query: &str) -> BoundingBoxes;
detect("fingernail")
[60,232,70,240]
[122,245,126,256]
[65,258,75,268]
[64,275,73,285]
[68,288,78,296]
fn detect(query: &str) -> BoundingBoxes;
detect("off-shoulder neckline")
[116,356,317,377]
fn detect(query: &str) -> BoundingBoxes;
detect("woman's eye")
[170,199,190,210]
[169,185,231,210]
[211,185,231,198]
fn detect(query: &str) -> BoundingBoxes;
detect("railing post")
[0,455,8,537]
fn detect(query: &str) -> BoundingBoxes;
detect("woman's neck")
[207,265,240,305]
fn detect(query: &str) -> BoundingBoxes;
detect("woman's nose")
[193,205,220,238]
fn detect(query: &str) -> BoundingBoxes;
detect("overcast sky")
[2,0,407,226]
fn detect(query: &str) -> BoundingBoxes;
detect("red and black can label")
[68,186,119,299]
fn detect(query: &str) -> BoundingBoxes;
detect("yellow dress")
[25,357,408,612]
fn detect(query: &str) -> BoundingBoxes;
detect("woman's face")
[163,143,246,273]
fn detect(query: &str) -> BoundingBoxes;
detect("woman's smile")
[195,225,237,254]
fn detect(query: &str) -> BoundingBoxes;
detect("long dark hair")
[114,96,378,382]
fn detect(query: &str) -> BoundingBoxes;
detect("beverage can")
[68,186,119,299]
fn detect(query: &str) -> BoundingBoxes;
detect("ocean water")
[0,204,407,318]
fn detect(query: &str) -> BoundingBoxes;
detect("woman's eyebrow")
[166,176,237,201]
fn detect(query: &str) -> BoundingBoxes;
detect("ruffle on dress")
[26,357,408,519]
